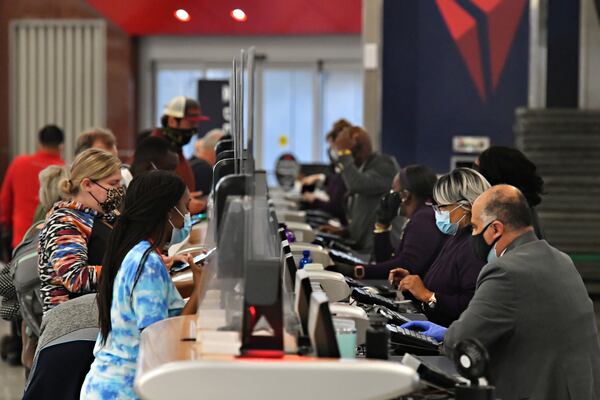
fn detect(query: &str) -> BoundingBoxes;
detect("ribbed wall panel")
[10,20,106,162]
[515,108,600,291]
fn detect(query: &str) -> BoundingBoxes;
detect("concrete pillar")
[579,0,600,108]
[362,0,383,151]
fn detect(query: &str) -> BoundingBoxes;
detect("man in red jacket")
[153,96,209,213]
[0,125,65,251]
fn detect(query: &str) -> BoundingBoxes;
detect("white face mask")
[329,147,339,163]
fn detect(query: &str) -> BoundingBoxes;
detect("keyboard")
[329,248,368,266]
[374,306,428,325]
[351,287,399,311]
[387,324,441,352]
[344,276,363,288]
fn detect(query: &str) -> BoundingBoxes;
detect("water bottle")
[298,250,313,269]
[366,314,390,360]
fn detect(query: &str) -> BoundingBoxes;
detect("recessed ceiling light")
[230,8,248,22]
[174,9,191,22]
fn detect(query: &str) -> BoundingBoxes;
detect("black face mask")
[471,221,500,262]
[91,181,125,214]
[164,126,197,146]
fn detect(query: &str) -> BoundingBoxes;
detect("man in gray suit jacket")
[403,185,600,400]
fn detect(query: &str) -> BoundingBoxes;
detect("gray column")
[362,0,383,151]
[579,0,600,108]
[528,0,548,108]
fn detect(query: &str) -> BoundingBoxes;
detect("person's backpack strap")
[11,222,42,259]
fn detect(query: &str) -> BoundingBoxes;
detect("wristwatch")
[354,265,365,279]
[427,293,437,309]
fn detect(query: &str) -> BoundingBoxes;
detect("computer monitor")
[285,254,297,287]
[308,291,340,358]
[300,163,332,178]
[282,242,291,256]
[278,226,287,243]
[294,272,313,335]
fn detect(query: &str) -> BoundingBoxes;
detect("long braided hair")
[97,170,186,343]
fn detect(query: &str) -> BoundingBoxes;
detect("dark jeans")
[23,341,95,400]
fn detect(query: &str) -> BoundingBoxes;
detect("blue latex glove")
[400,320,447,342]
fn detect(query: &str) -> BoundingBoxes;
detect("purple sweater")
[367,206,446,279]
[421,226,485,326]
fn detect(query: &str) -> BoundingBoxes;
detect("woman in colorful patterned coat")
[38,148,123,314]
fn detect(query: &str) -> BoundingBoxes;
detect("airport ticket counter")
[135,193,482,400]
[134,48,494,400]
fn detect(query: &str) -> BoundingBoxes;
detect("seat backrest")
[215,139,233,157]
[216,149,235,163]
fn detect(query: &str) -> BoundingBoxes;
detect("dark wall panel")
[546,0,580,108]
[382,0,529,172]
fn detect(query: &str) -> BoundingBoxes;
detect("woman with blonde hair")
[38,148,123,313]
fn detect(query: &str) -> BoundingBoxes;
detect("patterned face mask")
[91,181,125,213]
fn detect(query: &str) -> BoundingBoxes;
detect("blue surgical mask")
[487,243,499,263]
[434,205,465,236]
[169,206,192,245]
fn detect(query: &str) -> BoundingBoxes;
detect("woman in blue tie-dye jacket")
[81,171,203,400]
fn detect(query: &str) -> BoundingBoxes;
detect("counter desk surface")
[147,224,441,399]
[135,314,420,400]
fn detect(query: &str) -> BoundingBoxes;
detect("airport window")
[262,68,314,176]
[155,64,362,168]
[321,67,363,161]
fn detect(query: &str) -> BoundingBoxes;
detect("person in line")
[389,168,490,326]
[127,137,194,267]
[0,125,65,367]
[190,128,225,196]
[365,165,446,279]
[152,96,209,213]
[23,294,99,400]
[403,185,600,400]
[21,164,67,371]
[81,171,203,399]
[73,127,135,187]
[474,146,545,238]
[0,124,64,251]
[128,136,179,180]
[321,125,398,253]
[301,119,352,225]
[38,148,123,313]
[74,127,118,156]
[32,165,67,222]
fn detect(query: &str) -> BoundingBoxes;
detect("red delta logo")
[436,0,527,102]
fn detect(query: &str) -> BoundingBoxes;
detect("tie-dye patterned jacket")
[38,201,106,313]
